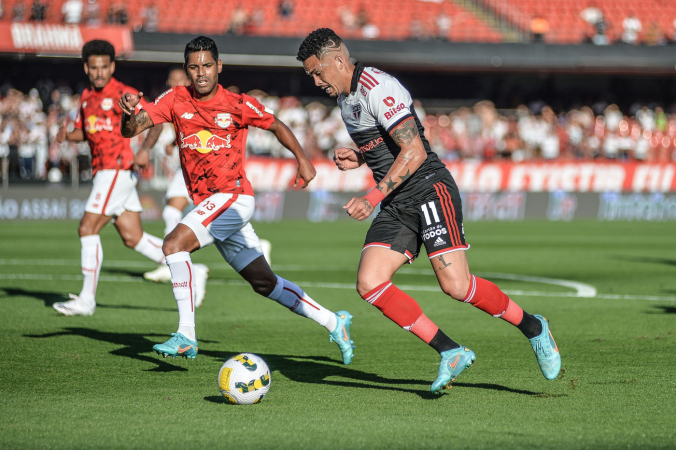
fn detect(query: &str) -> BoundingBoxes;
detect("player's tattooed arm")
[121,110,154,138]
[372,118,426,196]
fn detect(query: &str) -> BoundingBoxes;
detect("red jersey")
[141,85,274,203]
[74,78,144,175]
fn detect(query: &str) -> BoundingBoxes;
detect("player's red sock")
[462,275,510,317]
[362,281,459,352]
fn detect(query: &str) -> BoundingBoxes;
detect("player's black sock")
[517,312,543,339]
[429,329,461,353]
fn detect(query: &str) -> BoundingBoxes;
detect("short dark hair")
[82,40,115,63]
[184,36,218,65]
[296,28,343,62]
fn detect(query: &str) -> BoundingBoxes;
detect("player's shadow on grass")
[100,267,147,277]
[200,350,545,399]
[612,255,676,268]
[0,287,69,307]
[25,327,214,373]
[652,305,676,314]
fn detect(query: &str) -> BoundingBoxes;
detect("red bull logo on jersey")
[180,130,232,154]
[384,103,406,120]
[86,115,114,134]
[216,113,232,129]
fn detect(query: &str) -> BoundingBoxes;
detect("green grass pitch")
[1,219,674,449]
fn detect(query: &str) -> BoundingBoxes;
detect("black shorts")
[363,172,469,262]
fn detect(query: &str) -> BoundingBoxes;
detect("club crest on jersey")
[352,104,362,121]
[215,113,232,129]
[180,130,231,154]
[86,115,114,134]
[101,98,114,111]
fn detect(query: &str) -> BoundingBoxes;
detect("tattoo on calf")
[391,118,419,147]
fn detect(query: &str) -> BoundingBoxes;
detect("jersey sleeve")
[140,88,175,126]
[240,93,275,130]
[366,79,414,133]
[73,96,84,130]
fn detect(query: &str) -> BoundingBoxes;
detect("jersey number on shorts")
[421,202,441,226]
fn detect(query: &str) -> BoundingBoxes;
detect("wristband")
[364,188,386,208]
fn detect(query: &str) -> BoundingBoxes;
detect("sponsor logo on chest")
[359,136,383,152]
[180,130,231,154]
[86,115,114,134]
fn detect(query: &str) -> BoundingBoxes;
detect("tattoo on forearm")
[135,111,149,128]
[398,169,411,183]
[390,118,419,147]
[383,177,397,192]
[434,255,453,272]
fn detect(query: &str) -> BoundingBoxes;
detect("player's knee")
[78,224,95,237]
[356,276,385,297]
[440,277,470,301]
[250,273,277,297]
[121,234,140,249]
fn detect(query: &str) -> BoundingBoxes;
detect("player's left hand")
[344,196,375,221]
[295,158,316,188]
[133,149,150,171]
[119,92,143,115]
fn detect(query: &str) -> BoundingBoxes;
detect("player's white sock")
[134,232,165,264]
[268,276,337,332]
[166,251,196,341]
[78,235,102,304]
[162,205,183,237]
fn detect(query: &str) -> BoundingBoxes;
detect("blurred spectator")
[356,6,368,29]
[142,3,159,32]
[645,22,666,46]
[530,15,549,43]
[13,0,26,21]
[62,0,82,24]
[30,0,46,21]
[340,7,357,31]
[410,15,425,40]
[436,12,452,40]
[83,0,101,26]
[580,3,602,27]
[107,3,128,25]
[621,15,641,44]
[0,1,4,20]
[362,22,380,40]
[278,0,293,19]
[229,5,248,35]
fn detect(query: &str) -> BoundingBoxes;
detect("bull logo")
[180,130,232,154]
[86,115,114,134]
[216,113,232,129]
[101,98,114,111]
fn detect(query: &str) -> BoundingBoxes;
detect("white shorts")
[181,193,264,272]
[166,170,192,202]
[85,169,142,217]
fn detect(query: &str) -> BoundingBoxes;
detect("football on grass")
[218,353,271,405]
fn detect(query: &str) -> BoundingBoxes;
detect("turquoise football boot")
[431,346,476,394]
[329,311,355,365]
[153,333,198,359]
[529,315,561,380]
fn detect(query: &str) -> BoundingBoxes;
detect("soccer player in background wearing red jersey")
[298,28,560,392]
[118,36,355,363]
[52,40,172,317]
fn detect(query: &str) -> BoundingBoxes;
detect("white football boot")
[194,264,209,308]
[53,294,96,316]
[260,239,272,266]
[144,264,172,283]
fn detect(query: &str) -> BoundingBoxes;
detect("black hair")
[296,28,343,62]
[82,40,115,63]
[167,65,184,75]
[184,36,218,65]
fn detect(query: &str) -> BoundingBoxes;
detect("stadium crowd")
[1,84,675,182]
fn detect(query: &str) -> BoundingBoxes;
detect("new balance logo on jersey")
[181,112,194,119]
[384,103,406,120]
[434,237,446,247]
[246,101,264,117]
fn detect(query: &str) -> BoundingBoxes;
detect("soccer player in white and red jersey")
[118,36,355,363]
[52,39,169,317]
[298,28,561,393]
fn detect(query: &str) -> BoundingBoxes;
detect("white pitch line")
[0,273,675,302]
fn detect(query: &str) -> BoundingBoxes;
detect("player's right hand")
[119,92,143,115]
[55,120,68,143]
[334,147,361,171]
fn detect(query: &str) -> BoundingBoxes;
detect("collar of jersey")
[189,84,224,106]
[350,61,365,94]
[91,77,118,96]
